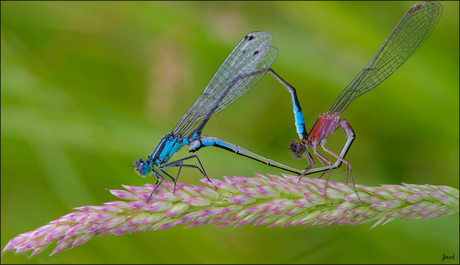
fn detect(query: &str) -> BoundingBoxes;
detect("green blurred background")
[2,1,458,263]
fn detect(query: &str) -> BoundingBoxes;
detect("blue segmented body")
[135,31,308,201]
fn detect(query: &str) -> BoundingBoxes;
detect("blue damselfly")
[136,32,307,201]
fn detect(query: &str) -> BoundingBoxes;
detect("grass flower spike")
[3,173,458,257]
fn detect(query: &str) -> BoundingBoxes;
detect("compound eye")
[134,159,150,176]
[289,141,306,158]
[289,140,299,151]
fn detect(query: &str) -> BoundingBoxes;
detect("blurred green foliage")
[2,1,458,263]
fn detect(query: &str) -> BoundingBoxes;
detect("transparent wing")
[329,1,442,114]
[173,31,278,136]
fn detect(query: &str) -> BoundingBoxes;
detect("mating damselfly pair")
[135,1,442,201]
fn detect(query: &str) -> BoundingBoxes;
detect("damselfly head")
[289,140,309,159]
[134,158,151,177]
